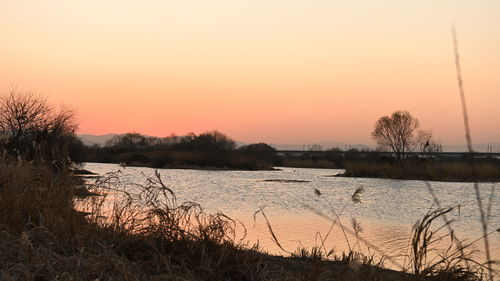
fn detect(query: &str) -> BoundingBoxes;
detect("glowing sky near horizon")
[1,0,499,145]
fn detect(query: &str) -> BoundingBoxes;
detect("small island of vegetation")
[340,110,500,182]
[80,131,279,170]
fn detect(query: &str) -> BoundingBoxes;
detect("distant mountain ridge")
[78,134,117,146]
[77,134,500,152]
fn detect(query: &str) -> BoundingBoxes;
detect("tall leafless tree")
[371,110,420,161]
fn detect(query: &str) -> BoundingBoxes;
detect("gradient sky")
[1,0,499,146]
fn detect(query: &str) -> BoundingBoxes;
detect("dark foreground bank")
[0,161,491,281]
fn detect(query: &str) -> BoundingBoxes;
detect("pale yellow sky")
[1,0,499,145]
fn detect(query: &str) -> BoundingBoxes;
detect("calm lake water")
[83,162,499,269]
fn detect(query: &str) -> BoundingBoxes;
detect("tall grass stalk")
[452,25,495,280]
[302,192,405,270]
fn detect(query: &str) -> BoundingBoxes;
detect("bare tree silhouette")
[371,110,420,161]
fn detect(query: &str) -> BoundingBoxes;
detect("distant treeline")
[74,131,500,175]
[78,131,279,170]
[281,149,500,181]
[76,131,380,170]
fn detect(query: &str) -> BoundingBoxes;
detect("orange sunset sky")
[1,1,499,146]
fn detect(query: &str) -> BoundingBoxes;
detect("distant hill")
[78,134,117,146]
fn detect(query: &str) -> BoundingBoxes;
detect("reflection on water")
[83,162,499,269]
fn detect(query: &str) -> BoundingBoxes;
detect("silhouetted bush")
[239,143,278,163]
[67,135,86,163]
[172,130,236,152]
[0,89,77,169]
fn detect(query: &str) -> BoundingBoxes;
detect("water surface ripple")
[83,162,499,265]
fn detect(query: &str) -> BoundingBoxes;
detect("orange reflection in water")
[233,210,499,271]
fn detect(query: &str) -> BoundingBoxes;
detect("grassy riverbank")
[0,160,490,280]
[341,161,500,182]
